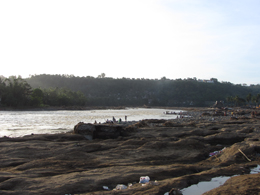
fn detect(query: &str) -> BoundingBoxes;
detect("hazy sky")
[1,0,260,84]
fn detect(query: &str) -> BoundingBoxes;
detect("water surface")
[0,108,181,137]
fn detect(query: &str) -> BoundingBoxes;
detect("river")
[0,108,182,138]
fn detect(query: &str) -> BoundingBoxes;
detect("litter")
[103,186,109,190]
[250,165,260,174]
[104,176,155,191]
[113,184,127,190]
[209,147,226,157]
[139,176,150,183]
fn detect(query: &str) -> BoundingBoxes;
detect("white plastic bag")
[103,186,109,190]
[139,176,150,183]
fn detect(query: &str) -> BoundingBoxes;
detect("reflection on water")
[0,108,181,137]
[180,165,260,195]
[180,176,232,195]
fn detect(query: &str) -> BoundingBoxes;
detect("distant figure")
[94,120,97,124]
[119,118,122,123]
[113,116,116,122]
[125,115,127,122]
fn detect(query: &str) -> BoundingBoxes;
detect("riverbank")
[0,107,260,194]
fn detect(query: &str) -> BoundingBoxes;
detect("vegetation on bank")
[0,74,260,108]
[0,76,86,108]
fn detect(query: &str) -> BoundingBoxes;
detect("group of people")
[105,115,127,124]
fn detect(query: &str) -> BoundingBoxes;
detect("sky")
[1,0,260,85]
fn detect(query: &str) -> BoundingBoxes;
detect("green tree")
[246,93,252,105]
[3,76,32,107]
[0,76,6,105]
[97,73,106,78]
[252,94,260,107]
[226,96,234,106]
[31,88,44,106]
[42,87,87,106]
[256,94,260,107]
[234,95,246,106]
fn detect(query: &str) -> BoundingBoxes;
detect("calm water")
[0,108,181,138]
[180,165,260,195]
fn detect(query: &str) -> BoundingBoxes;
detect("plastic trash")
[139,176,150,183]
[103,186,109,190]
[114,184,127,190]
[209,151,220,156]
[209,147,226,157]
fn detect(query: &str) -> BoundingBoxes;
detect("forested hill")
[26,74,260,107]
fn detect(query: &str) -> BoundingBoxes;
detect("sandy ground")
[0,107,260,195]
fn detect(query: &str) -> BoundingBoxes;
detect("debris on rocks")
[113,184,127,190]
[103,186,109,190]
[139,176,150,183]
[209,147,226,157]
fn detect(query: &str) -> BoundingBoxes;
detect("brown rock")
[74,122,123,139]
[0,107,260,195]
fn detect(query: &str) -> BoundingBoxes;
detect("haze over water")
[0,108,181,138]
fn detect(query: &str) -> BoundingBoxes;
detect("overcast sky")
[1,0,260,84]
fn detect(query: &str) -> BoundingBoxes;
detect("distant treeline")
[1,74,260,108]
[0,76,86,108]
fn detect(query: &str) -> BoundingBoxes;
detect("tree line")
[226,93,260,107]
[26,74,260,107]
[0,76,87,108]
[1,74,260,108]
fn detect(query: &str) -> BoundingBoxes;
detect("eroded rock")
[74,122,124,139]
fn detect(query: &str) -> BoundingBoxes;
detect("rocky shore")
[0,107,260,194]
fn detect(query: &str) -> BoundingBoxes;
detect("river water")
[0,108,182,138]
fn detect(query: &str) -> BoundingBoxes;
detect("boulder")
[74,122,123,140]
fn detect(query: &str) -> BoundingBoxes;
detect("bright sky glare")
[1,0,260,85]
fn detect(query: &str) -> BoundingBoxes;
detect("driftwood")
[238,149,251,162]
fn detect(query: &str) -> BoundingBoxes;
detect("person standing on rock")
[125,115,127,122]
